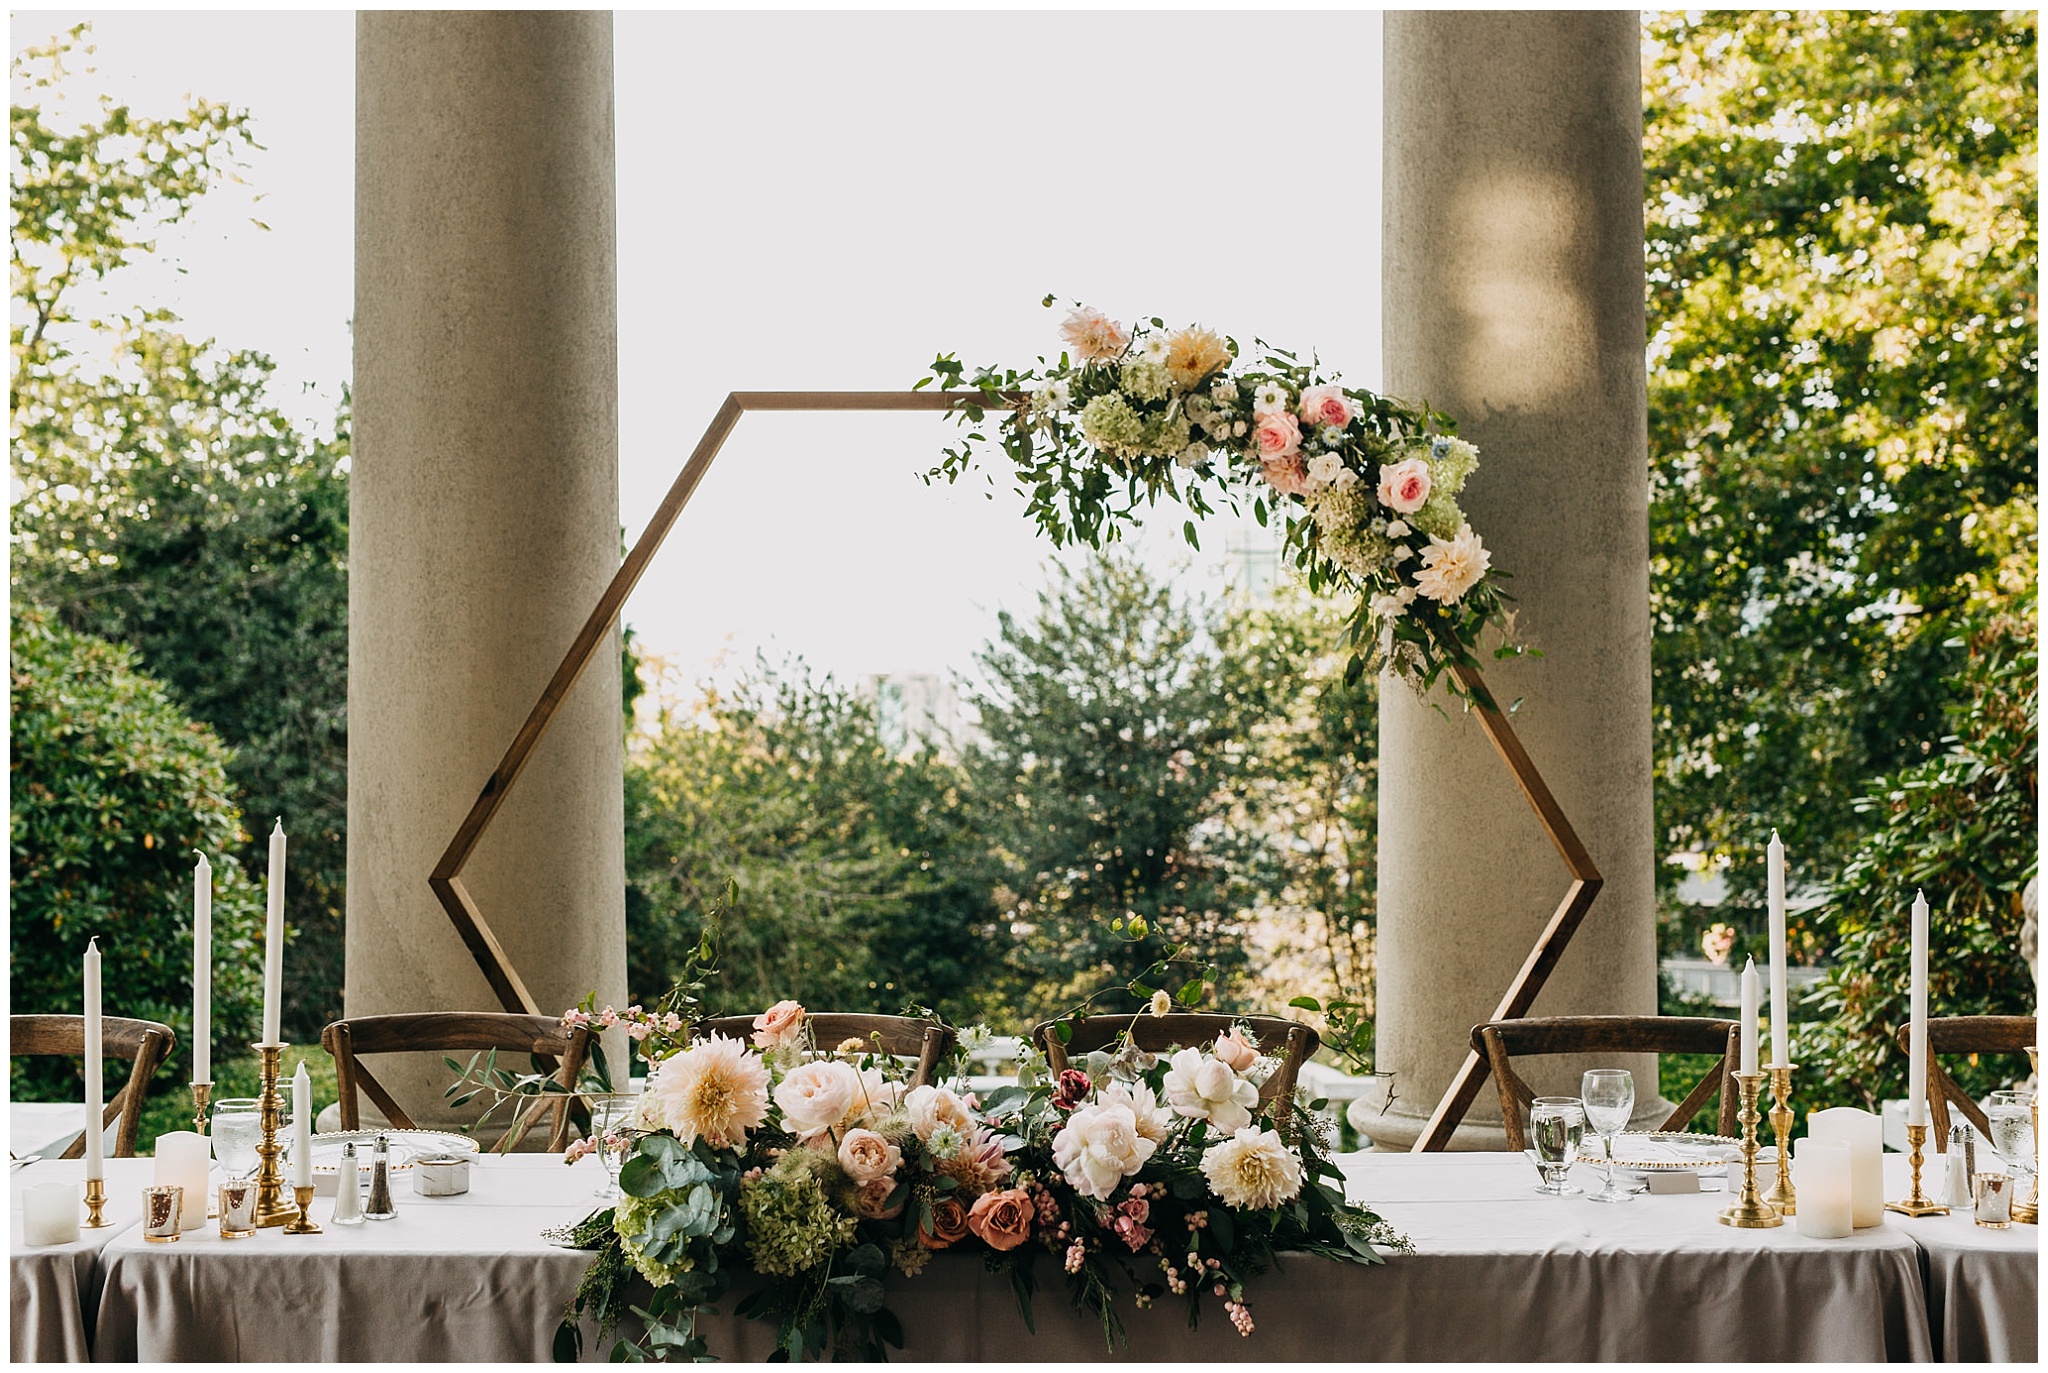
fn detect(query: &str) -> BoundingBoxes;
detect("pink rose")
[1213,1028,1259,1072]
[1296,383,1359,431]
[855,1178,906,1220]
[837,1128,902,1183]
[1251,410,1302,461]
[1377,458,1432,514]
[1114,1213,1154,1252]
[752,999,806,1049]
[1260,454,1313,497]
[966,1188,1035,1252]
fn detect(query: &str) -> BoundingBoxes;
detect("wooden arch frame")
[428,391,1602,1149]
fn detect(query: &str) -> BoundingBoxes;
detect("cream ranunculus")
[836,1128,903,1183]
[902,1084,976,1143]
[1051,1102,1157,1200]
[1162,1048,1260,1134]
[1097,1081,1172,1144]
[1413,523,1492,604]
[1200,1126,1304,1210]
[773,1059,861,1138]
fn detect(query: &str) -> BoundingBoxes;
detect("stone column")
[348,12,625,1119]
[1373,11,1657,1149]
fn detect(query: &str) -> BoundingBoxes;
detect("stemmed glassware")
[1529,1096,1586,1195]
[1580,1069,1636,1204]
[584,1093,638,1200]
[210,1098,263,1181]
[1986,1089,2035,1187]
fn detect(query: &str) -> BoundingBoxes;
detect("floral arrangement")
[550,998,1403,1361]
[923,300,1532,697]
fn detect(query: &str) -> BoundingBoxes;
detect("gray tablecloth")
[1884,1152,2039,1362]
[10,1158,153,1363]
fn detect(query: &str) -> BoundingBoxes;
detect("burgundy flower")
[1054,1068,1093,1109]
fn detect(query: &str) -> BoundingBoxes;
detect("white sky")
[11,9,1383,695]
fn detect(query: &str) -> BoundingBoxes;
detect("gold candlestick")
[191,1081,213,1136]
[82,1175,110,1229]
[283,1183,322,1234]
[1762,1063,1796,1215]
[1718,1072,1782,1228]
[1885,1120,1949,1217]
[2012,1047,2038,1225]
[252,1043,297,1228]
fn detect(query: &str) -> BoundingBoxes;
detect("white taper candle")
[1740,956,1760,1077]
[1908,889,1929,1127]
[193,852,212,1084]
[83,938,103,1183]
[1767,830,1788,1067]
[291,1060,314,1188]
[263,819,287,1045]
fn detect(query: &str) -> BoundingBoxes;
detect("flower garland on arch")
[922,299,1532,696]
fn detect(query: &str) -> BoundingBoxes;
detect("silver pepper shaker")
[331,1142,365,1225]
[364,1135,398,1221]
[1945,1122,1976,1210]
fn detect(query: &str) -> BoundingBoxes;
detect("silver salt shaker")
[331,1142,365,1225]
[1945,1122,1976,1210]
[364,1135,398,1221]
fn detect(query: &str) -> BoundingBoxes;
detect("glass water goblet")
[584,1093,638,1200]
[1529,1096,1586,1196]
[210,1098,263,1181]
[1580,1069,1636,1204]
[1986,1089,2035,1182]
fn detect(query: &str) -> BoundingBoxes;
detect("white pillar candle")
[262,819,287,1045]
[1808,1106,1885,1228]
[153,1130,212,1231]
[1739,957,1760,1077]
[1794,1138,1853,1239]
[291,1060,315,1188]
[193,852,212,1084]
[83,938,103,1184]
[21,1181,81,1246]
[1907,889,1929,1127]
[1767,830,1788,1067]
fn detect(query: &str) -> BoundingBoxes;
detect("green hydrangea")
[615,1190,698,1287]
[739,1160,859,1277]
[1410,489,1463,541]
[1080,393,1146,453]
[1421,436,1478,496]
[1120,360,1173,403]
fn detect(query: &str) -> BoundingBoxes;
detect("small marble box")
[412,1156,470,1196]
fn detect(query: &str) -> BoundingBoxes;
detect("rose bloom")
[903,1084,976,1142]
[1376,457,1433,514]
[1201,1127,1304,1210]
[647,1033,771,1149]
[751,1000,805,1049]
[854,1177,906,1220]
[1414,523,1492,604]
[918,1195,973,1249]
[773,1058,861,1138]
[1097,1081,1172,1144]
[1213,1027,1260,1073]
[966,1188,1035,1251]
[837,1128,903,1183]
[1260,454,1313,497]
[1296,383,1360,431]
[1051,1102,1158,1200]
[1252,409,1302,461]
[1059,305,1131,364]
[1163,326,1233,391]
[1163,1048,1260,1134]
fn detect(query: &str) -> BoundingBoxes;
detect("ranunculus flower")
[1201,1126,1304,1210]
[837,1128,902,1183]
[646,1033,771,1148]
[1260,453,1313,497]
[1051,1102,1157,1200]
[1213,1027,1260,1073]
[1059,306,1130,364]
[1377,457,1432,514]
[773,1059,860,1138]
[1414,523,1492,604]
[966,1188,1035,1251]
[918,1195,972,1249]
[1296,383,1360,431]
[1252,409,1302,461]
[1098,1081,1172,1145]
[903,1084,976,1142]
[854,1177,906,1220]
[751,1000,805,1049]
[1163,1048,1260,1134]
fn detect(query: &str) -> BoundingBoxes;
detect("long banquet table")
[23,1150,2033,1362]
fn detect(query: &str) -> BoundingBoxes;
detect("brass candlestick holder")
[1718,1071,1782,1228]
[283,1183,322,1234]
[1762,1063,1796,1216]
[82,1175,110,1229]
[191,1081,213,1135]
[2012,1047,2038,1225]
[1886,1120,1949,1217]
[251,1043,297,1228]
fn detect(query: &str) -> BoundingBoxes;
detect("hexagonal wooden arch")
[429,390,1602,1149]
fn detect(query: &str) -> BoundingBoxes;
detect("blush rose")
[1377,457,1432,514]
[966,1188,1035,1252]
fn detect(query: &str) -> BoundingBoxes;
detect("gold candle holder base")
[191,1081,217,1217]
[82,1176,111,1229]
[283,1183,322,1234]
[1719,1072,1782,1228]
[2013,1047,2038,1225]
[1762,1063,1796,1216]
[1886,1121,1950,1217]
[252,1043,297,1228]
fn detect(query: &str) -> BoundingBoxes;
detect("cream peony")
[1059,306,1130,363]
[1414,524,1492,604]
[836,1128,902,1183]
[1051,1102,1157,1200]
[773,1059,861,1138]
[902,1084,976,1143]
[1162,1048,1260,1134]
[1200,1127,1303,1210]
[647,1033,771,1148]
[1097,1081,1172,1144]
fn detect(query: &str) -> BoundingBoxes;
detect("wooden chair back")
[320,1012,589,1152]
[1470,1015,1740,1152]
[1893,1015,2037,1150]
[692,1014,955,1089]
[1031,1013,1321,1106]
[10,1014,177,1159]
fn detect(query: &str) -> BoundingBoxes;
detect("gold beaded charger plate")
[308,1128,479,1175]
[1579,1131,1741,1175]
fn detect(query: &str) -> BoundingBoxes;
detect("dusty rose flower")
[1376,457,1433,514]
[837,1128,902,1183]
[966,1188,1035,1251]
[647,1033,771,1148]
[938,1126,1013,1195]
[1163,1048,1259,1134]
[1414,523,1491,604]
[918,1195,973,1249]
[1296,383,1360,430]
[751,1000,805,1049]
[1114,1212,1154,1251]
[1052,1102,1158,1200]
[1252,409,1302,461]
[854,1177,906,1220]
[1163,326,1233,391]
[1201,1126,1304,1210]
[1260,454,1313,497]
[1213,1027,1259,1073]
[1059,306,1131,364]
[773,1059,861,1138]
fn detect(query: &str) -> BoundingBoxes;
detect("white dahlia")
[648,1033,771,1149]
[1201,1127,1303,1210]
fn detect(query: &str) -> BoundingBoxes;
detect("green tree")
[11,27,350,1036]
[9,607,267,1096]
[1641,11,2037,947]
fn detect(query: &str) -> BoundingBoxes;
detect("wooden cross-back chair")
[1894,1015,2038,1150]
[9,1014,176,1159]
[693,1014,955,1090]
[1470,1015,1741,1152]
[1031,1014,1321,1105]
[321,1012,589,1152]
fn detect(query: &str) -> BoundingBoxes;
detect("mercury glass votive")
[141,1185,184,1242]
[1973,1171,2015,1228]
[217,1180,257,1238]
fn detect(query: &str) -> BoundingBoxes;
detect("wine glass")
[584,1093,638,1200]
[211,1098,263,1181]
[1528,1096,1585,1196]
[1580,1069,1636,1204]
[1986,1089,2035,1182]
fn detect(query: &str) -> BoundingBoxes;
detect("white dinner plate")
[1579,1130,1740,1175]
